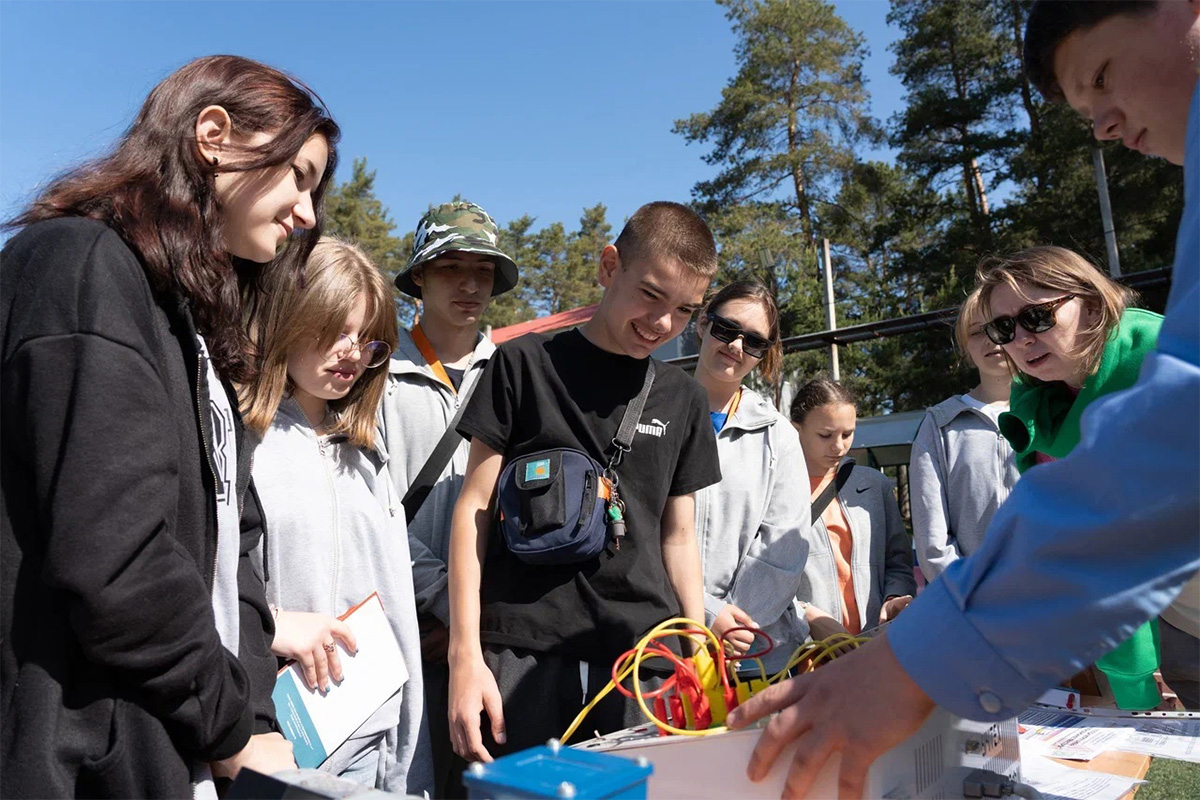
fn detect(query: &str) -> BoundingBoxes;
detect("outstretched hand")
[712,603,759,655]
[880,595,914,623]
[726,634,935,799]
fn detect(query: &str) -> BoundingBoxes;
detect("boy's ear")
[598,245,621,287]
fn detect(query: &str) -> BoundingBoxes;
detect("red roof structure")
[489,303,599,344]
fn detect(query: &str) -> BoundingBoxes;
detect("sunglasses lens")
[708,316,738,344]
[1018,306,1057,334]
[983,320,1014,345]
[741,336,770,358]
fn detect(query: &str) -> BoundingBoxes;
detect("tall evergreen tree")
[888,0,1016,245]
[674,0,875,247]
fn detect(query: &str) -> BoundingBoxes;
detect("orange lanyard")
[726,386,743,420]
[411,323,456,395]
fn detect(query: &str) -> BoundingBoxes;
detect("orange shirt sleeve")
[811,475,861,635]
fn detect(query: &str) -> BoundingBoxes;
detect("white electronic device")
[575,707,1021,799]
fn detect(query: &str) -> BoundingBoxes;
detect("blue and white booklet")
[272,593,407,768]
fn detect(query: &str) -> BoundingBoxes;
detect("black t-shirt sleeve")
[457,341,518,455]
[667,378,722,497]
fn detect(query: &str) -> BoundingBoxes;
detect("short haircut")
[974,246,1134,383]
[701,280,784,383]
[1024,1,1158,101]
[614,201,718,278]
[240,236,398,450]
[789,375,857,426]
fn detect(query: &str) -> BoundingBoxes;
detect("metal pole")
[1092,147,1121,277]
[821,238,840,381]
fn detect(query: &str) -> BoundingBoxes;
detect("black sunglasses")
[706,313,772,359]
[982,294,1076,346]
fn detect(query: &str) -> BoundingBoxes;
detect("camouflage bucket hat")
[395,201,519,299]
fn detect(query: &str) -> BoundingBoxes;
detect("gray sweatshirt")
[696,388,810,667]
[253,398,432,795]
[796,464,916,632]
[908,395,1019,582]
[379,328,494,625]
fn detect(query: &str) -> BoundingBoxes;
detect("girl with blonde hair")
[909,289,1019,582]
[241,236,431,792]
[978,245,1167,710]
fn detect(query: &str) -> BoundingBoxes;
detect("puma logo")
[636,418,670,438]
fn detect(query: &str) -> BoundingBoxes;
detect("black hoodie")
[1,217,277,798]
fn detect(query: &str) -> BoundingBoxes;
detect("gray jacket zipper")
[318,436,341,615]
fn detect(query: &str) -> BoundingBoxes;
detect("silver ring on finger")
[323,642,336,654]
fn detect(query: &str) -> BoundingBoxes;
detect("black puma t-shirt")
[457,328,721,662]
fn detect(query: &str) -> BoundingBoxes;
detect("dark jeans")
[1159,615,1200,709]
[444,644,663,796]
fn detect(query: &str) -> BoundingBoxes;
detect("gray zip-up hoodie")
[795,463,916,632]
[696,388,810,667]
[908,395,1019,582]
[253,398,432,795]
[379,328,494,625]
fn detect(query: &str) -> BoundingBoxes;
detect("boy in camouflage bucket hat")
[382,199,518,796]
[395,201,519,298]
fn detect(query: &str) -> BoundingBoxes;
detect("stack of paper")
[1021,753,1146,800]
[1022,707,1200,764]
[1019,709,1134,760]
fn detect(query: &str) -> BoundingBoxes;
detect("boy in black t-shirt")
[447,201,722,766]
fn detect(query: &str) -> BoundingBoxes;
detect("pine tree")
[888,0,1016,246]
[674,0,875,247]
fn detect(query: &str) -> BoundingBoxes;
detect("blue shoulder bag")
[497,360,656,565]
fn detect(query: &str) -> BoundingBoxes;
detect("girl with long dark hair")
[1,55,339,797]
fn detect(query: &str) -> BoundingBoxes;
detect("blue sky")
[0,0,906,238]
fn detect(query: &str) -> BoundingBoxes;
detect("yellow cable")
[632,618,728,737]
[559,621,871,744]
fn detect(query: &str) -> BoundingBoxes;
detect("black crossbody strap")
[609,359,656,466]
[401,375,481,524]
[810,458,855,523]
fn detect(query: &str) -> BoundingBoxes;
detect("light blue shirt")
[889,81,1200,721]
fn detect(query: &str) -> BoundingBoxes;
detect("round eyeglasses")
[329,334,391,368]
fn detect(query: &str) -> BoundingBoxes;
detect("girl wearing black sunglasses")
[977,245,1168,711]
[691,282,809,670]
